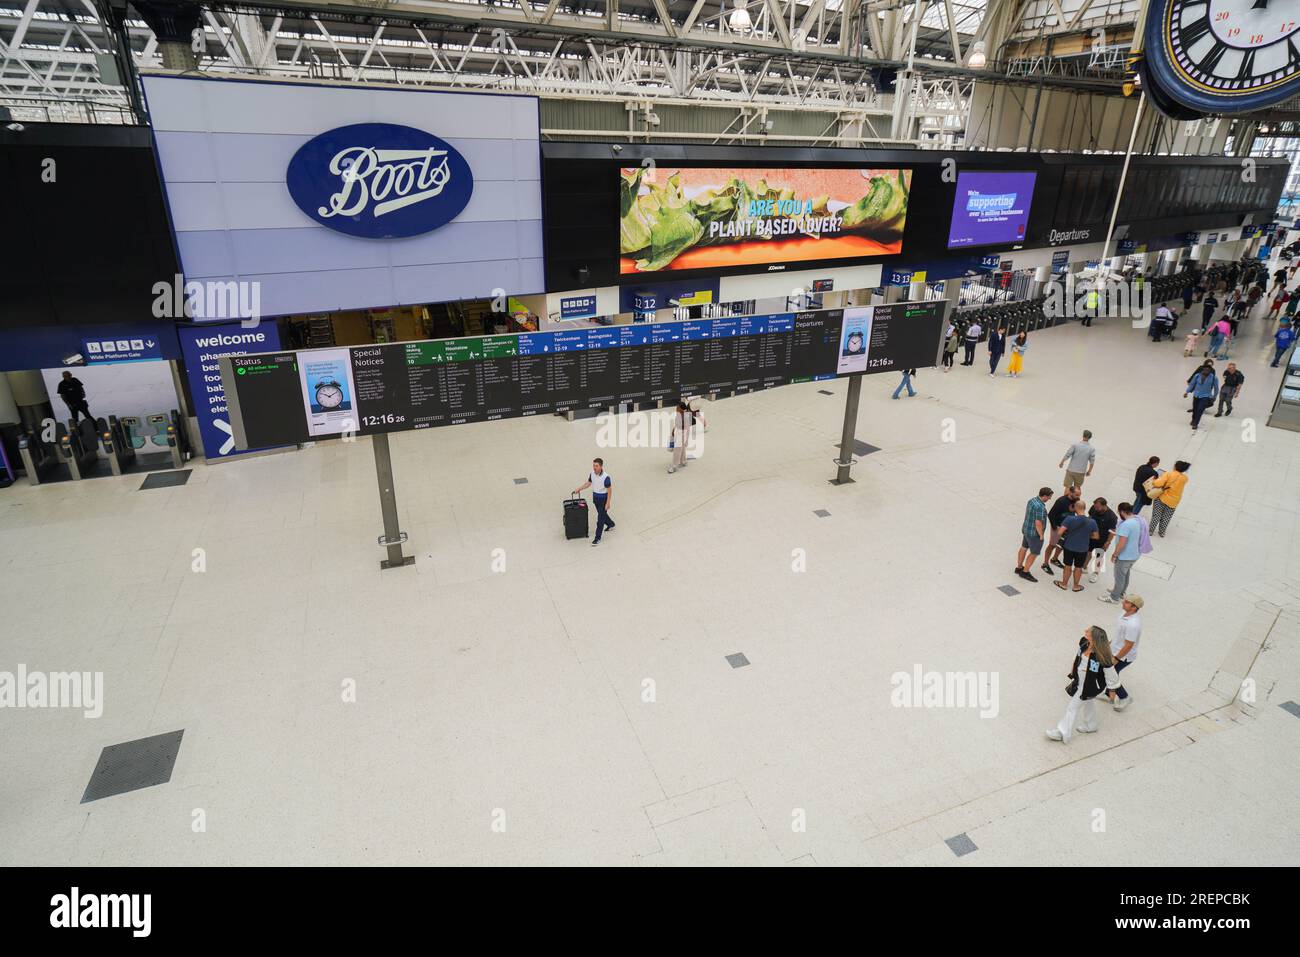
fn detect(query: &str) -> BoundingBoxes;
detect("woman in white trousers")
[1047,626,1119,743]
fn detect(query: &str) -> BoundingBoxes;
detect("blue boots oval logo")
[286,123,474,239]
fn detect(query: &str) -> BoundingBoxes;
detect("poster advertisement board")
[947,171,1037,249]
[620,167,911,274]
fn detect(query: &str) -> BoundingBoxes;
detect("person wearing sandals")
[1046,626,1120,743]
[1055,498,1098,593]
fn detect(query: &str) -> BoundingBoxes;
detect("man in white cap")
[1110,594,1143,711]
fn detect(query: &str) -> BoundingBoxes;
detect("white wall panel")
[142,75,546,319]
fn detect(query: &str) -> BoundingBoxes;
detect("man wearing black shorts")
[1087,497,1117,584]
[1054,498,1098,593]
[1041,485,1082,574]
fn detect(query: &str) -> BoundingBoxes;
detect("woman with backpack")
[1046,625,1120,743]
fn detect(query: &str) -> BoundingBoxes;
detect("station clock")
[1144,0,1300,114]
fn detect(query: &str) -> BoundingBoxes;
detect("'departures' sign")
[286,123,474,239]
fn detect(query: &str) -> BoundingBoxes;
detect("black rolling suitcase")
[564,495,589,540]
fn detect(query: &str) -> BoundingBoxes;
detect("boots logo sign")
[286,123,474,239]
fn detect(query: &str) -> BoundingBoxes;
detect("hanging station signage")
[221,303,947,450]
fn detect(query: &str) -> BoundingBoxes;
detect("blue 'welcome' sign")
[286,123,474,239]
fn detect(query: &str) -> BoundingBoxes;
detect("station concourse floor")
[3,304,1300,867]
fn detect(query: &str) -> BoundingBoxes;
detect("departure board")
[221,302,946,451]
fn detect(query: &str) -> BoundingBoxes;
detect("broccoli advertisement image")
[620,167,910,274]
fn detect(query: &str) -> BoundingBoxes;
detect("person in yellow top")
[1146,460,1190,537]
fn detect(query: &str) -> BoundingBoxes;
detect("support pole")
[372,433,414,570]
[830,374,863,485]
[1099,90,1146,276]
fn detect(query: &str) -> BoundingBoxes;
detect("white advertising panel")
[141,75,545,319]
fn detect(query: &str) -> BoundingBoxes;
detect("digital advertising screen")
[947,171,1037,249]
[221,302,946,450]
[620,167,912,274]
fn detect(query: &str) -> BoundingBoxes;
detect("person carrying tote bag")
[1146,461,1190,538]
[1047,626,1119,743]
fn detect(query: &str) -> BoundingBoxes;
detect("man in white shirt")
[1110,594,1143,711]
[573,457,615,546]
[962,321,982,366]
[1151,304,1173,342]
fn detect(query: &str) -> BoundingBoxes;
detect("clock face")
[1147,0,1300,113]
[315,382,344,409]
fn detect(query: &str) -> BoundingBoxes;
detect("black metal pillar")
[830,374,863,485]
[372,433,414,570]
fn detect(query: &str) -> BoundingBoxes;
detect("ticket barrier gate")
[169,409,194,462]
[100,415,137,476]
[145,412,185,469]
[115,413,188,470]
[17,428,60,486]
[59,418,102,480]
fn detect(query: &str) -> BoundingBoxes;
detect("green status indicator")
[443,337,485,363]
[481,335,518,360]
[405,341,449,366]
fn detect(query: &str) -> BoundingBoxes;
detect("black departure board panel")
[221,302,946,450]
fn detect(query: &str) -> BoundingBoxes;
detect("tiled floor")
[2,295,1299,865]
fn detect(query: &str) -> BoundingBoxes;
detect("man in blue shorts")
[1015,487,1052,583]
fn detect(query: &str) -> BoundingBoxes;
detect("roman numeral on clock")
[1198,38,1227,75]
[1237,47,1257,81]
[1180,16,1213,49]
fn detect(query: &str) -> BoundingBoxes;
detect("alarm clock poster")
[837,306,874,374]
[299,349,357,436]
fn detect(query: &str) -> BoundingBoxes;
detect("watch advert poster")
[299,349,357,436]
[837,306,873,374]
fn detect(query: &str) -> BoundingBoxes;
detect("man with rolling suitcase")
[573,457,615,546]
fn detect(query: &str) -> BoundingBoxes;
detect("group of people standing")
[941,318,1029,378]
[1014,432,1191,586]
[1006,429,1183,741]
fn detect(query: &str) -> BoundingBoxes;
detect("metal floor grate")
[140,470,191,490]
[81,730,185,803]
